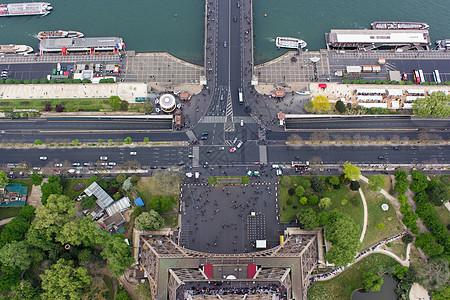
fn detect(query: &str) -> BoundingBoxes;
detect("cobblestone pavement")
[123,52,204,88]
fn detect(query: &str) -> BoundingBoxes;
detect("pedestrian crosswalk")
[200,116,227,123]
[259,145,268,164]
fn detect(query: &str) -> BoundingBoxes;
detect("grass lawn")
[435,206,450,233]
[0,207,22,220]
[384,239,407,260]
[135,174,181,213]
[208,176,250,185]
[360,181,403,248]
[9,179,32,196]
[279,175,363,225]
[308,253,398,300]
[0,98,111,112]
[62,178,92,199]
[162,214,178,228]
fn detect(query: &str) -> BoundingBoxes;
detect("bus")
[238,88,243,104]
[413,70,420,84]
[418,69,425,84]
[433,70,441,84]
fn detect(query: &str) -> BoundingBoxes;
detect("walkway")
[0,217,13,226]
[28,180,43,208]
[358,187,368,243]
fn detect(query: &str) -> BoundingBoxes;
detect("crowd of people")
[182,283,285,299]
[311,232,407,283]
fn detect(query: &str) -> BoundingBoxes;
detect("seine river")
[0,0,449,65]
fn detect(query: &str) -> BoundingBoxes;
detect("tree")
[109,96,122,111]
[0,171,8,188]
[71,139,80,146]
[310,177,324,193]
[34,139,44,146]
[312,95,330,113]
[44,103,52,111]
[376,222,385,230]
[130,175,140,185]
[402,234,414,244]
[295,186,305,197]
[30,173,43,186]
[296,209,318,229]
[0,241,42,270]
[143,137,149,143]
[116,173,127,184]
[150,195,176,214]
[319,197,332,210]
[415,233,444,257]
[80,196,97,210]
[120,100,129,111]
[410,179,428,194]
[427,180,448,206]
[394,180,409,194]
[415,202,436,219]
[135,210,165,231]
[101,234,135,277]
[55,104,65,112]
[432,286,450,300]
[325,211,361,266]
[395,169,408,181]
[417,258,449,291]
[0,207,35,244]
[40,176,63,205]
[335,100,346,113]
[300,179,311,189]
[329,176,340,186]
[317,211,329,226]
[343,161,361,181]
[299,197,308,205]
[40,259,92,300]
[402,211,419,234]
[9,280,40,300]
[124,137,132,144]
[412,91,450,118]
[287,134,302,144]
[369,174,385,191]
[393,265,409,280]
[349,181,360,191]
[362,272,384,292]
[98,139,103,144]
[308,195,319,206]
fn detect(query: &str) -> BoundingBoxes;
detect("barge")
[371,21,429,30]
[0,2,52,17]
[37,30,84,40]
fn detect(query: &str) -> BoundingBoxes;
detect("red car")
[229,147,236,153]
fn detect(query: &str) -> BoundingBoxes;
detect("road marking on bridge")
[200,116,227,123]
[224,89,235,132]
[259,145,268,165]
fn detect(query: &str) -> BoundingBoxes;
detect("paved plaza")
[180,180,282,254]
[123,52,204,90]
[254,50,330,85]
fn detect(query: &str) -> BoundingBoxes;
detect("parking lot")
[180,179,282,254]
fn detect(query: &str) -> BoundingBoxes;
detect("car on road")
[229,147,236,153]
[100,156,108,160]
[177,161,185,166]
[378,155,385,160]
[72,162,81,167]
[232,137,238,144]
[200,136,208,140]
[83,162,90,166]
[160,166,167,169]
[40,156,47,160]
[219,147,225,151]
[401,73,408,81]
[393,146,399,151]
[236,141,243,148]
[188,154,194,158]
[54,163,62,167]
[130,152,137,156]
[206,150,212,153]
[237,1,240,7]
[108,162,116,166]
[223,41,227,48]
[240,120,244,127]
[233,16,237,22]
[201,132,208,136]
[150,166,158,169]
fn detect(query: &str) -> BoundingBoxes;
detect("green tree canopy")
[135,210,165,231]
[362,272,384,292]
[0,171,8,188]
[308,194,319,206]
[319,197,332,210]
[369,174,386,191]
[150,195,176,214]
[335,100,346,114]
[412,91,450,118]
[40,259,92,300]
[329,176,340,186]
[394,180,409,194]
[296,208,318,229]
[343,161,361,181]
[109,96,122,111]
[30,173,43,186]
[101,234,135,277]
[426,180,448,206]
[0,241,36,270]
[394,169,408,181]
[116,173,127,184]
[40,176,63,205]
[415,233,444,257]
[295,186,305,197]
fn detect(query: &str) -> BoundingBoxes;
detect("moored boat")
[371,21,429,30]
[0,2,52,17]
[0,44,33,54]
[276,37,307,49]
[37,30,84,40]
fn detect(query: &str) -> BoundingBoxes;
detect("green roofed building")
[0,183,27,207]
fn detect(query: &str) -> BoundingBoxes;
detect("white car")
[72,162,80,167]
[108,162,116,166]
[240,120,244,127]
[130,152,137,156]
[54,163,62,167]
[236,141,243,148]
[40,156,47,161]
[100,156,108,161]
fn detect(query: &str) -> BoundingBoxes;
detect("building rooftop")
[328,29,430,45]
[102,212,126,228]
[40,37,124,51]
[84,182,114,209]
[106,196,130,216]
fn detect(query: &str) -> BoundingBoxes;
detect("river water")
[0,0,449,65]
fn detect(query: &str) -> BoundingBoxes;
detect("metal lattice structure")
[138,231,319,300]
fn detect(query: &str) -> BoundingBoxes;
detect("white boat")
[37,30,84,40]
[0,44,33,54]
[276,37,307,49]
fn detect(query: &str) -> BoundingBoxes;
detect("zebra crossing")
[200,116,227,123]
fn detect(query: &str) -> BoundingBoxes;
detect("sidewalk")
[28,180,44,208]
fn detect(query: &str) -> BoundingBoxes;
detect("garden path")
[358,187,368,243]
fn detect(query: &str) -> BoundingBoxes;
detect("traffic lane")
[0,119,174,131]
[267,131,450,141]
[0,131,188,143]
[0,146,190,167]
[193,123,224,145]
[216,0,230,86]
[199,141,259,165]
[267,145,450,164]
